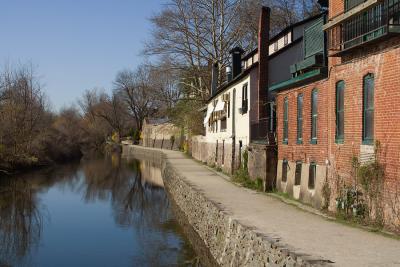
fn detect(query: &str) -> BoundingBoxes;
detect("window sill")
[362,139,374,146]
[310,139,318,145]
[335,138,344,144]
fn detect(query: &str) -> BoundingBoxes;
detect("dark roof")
[207,62,258,103]
[145,118,170,125]
[269,12,327,43]
[207,12,327,103]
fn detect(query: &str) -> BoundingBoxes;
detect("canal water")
[0,154,200,267]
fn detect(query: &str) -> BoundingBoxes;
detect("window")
[309,163,316,189]
[311,89,318,144]
[295,161,302,186]
[241,84,248,114]
[336,81,345,143]
[282,159,288,182]
[284,34,289,45]
[274,41,278,51]
[283,97,289,144]
[297,94,303,144]
[221,117,227,131]
[363,74,374,144]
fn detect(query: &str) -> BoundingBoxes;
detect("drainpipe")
[231,89,236,175]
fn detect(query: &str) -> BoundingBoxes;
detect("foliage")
[233,168,263,191]
[335,185,367,220]
[129,128,141,144]
[242,149,249,172]
[169,98,204,137]
[111,132,120,143]
[321,178,331,210]
[357,141,385,227]
[334,141,386,228]
[232,149,262,191]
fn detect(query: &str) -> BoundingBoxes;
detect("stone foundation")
[276,160,327,209]
[123,145,332,266]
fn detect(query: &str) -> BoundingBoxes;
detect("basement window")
[295,161,302,186]
[282,159,288,182]
[308,163,316,189]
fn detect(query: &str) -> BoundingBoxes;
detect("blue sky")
[0,0,164,110]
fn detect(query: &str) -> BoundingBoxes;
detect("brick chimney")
[258,6,270,119]
[211,62,219,96]
[230,47,245,79]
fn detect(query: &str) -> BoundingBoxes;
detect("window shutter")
[304,17,325,59]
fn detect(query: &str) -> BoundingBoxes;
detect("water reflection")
[0,153,199,267]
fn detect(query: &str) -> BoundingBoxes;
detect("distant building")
[141,118,181,150]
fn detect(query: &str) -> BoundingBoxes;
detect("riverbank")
[123,145,400,267]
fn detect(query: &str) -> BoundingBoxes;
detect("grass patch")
[233,168,263,191]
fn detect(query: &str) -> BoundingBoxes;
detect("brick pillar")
[258,6,271,119]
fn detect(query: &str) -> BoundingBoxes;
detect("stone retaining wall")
[123,145,332,267]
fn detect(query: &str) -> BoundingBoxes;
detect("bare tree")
[145,0,256,99]
[148,58,182,111]
[145,0,320,99]
[114,65,159,131]
[0,63,50,165]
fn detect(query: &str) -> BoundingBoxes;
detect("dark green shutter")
[297,94,303,144]
[304,17,325,59]
[311,89,318,143]
[363,74,374,144]
[336,81,345,142]
[283,98,289,144]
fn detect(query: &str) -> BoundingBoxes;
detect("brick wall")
[329,0,344,19]
[276,79,329,166]
[275,34,400,227]
[329,38,400,225]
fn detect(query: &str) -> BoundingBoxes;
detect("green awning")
[269,68,328,92]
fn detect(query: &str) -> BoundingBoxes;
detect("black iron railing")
[328,0,400,53]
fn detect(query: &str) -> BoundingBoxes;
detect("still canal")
[0,154,200,267]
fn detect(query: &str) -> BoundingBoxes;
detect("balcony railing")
[327,0,400,54]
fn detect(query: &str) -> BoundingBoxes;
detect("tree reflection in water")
[0,163,80,266]
[0,153,199,267]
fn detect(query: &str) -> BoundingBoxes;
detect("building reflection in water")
[0,152,199,267]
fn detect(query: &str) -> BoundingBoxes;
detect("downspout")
[231,89,236,175]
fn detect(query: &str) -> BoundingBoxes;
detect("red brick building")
[274,0,400,228]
